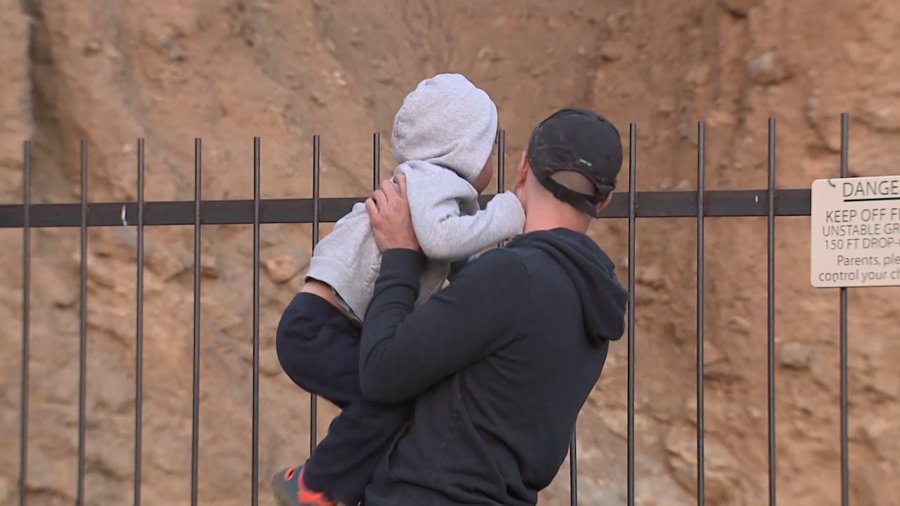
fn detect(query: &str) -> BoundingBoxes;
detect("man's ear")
[514,152,529,192]
[594,192,614,215]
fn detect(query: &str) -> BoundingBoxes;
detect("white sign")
[811,175,900,288]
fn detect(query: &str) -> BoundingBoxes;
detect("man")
[360,108,629,505]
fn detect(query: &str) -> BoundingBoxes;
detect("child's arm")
[405,175,525,262]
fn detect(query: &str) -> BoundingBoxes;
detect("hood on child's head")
[391,73,498,184]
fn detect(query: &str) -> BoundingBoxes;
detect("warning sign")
[811,175,900,288]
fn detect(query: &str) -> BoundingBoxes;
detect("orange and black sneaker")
[271,466,338,506]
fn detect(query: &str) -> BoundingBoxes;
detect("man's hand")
[366,174,421,253]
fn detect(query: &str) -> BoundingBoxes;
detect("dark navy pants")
[275,293,411,505]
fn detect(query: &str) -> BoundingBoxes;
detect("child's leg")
[275,292,358,402]
[275,293,411,505]
[303,387,410,504]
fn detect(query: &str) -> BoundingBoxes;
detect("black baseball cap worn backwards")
[526,108,624,218]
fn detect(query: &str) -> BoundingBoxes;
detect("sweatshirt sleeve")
[405,168,525,262]
[359,247,529,404]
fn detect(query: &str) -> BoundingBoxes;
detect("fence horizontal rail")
[0,189,811,228]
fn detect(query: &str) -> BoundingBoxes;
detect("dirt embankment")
[0,1,897,504]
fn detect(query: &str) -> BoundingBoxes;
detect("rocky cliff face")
[0,0,898,504]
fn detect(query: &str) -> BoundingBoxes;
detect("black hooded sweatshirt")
[359,228,628,506]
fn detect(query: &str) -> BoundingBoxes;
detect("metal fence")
[1,114,855,506]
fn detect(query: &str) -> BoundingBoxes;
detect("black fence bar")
[310,135,320,455]
[497,129,506,193]
[839,114,850,506]
[19,140,31,506]
[191,138,202,506]
[251,137,261,506]
[0,189,815,230]
[696,123,706,506]
[134,138,145,506]
[496,129,507,248]
[373,133,381,189]
[77,140,88,505]
[627,123,637,506]
[374,132,382,197]
[373,133,380,192]
[767,119,777,506]
[569,430,577,506]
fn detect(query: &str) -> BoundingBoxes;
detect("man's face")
[472,155,495,194]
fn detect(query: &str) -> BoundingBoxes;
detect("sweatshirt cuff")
[489,192,526,232]
[381,248,427,284]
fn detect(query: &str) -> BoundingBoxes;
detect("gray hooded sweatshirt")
[305,73,526,320]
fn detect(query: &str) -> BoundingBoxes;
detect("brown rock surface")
[1,0,899,505]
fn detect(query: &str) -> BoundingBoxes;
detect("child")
[272,73,526,506]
